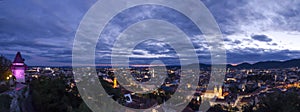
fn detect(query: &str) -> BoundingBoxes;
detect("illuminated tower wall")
[11,52,27,83]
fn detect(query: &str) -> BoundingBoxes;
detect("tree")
[75,102,92,112]
[242,104,254,112]
[244,88,300,112]
[0,55,12,81]
[0,94,12,112]
[0,95,12,112]
[30,77,92,112]
[207,104,228,112]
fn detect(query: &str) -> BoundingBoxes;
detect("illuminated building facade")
[201,85,224,99]
[11,52,27,83]
[113,77,118,88]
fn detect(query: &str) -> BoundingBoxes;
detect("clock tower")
[11,52,27,83]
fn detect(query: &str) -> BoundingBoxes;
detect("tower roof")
[13,52,24,63]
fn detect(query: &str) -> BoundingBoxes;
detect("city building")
[201,85,224,99]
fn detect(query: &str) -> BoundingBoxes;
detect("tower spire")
[13,52,24,63]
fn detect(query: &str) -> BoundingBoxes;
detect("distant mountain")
[230,59,300,69]
[28,59,300,69]
[186,59,300,69]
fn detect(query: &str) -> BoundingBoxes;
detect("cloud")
[233,40,242,44]
[202,0,300,33]
[251,34,272,42]
[227,48,300,64]
[0,0,96,65]
[1,0,300,65]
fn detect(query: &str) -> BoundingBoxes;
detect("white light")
[13,63,24,66]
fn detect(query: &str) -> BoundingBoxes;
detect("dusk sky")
[1,0,300,66]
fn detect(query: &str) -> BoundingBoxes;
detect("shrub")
[0,84,9,93]
[0,94,12,112]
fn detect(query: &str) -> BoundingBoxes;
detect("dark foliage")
[0,94,12,112]
[30,77,92,112]
[0,55,12,81]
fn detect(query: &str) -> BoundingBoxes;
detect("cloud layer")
[0,0,300,65]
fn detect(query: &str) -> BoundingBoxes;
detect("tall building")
[11,52,27,83]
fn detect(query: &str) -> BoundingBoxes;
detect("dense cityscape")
[1,52,300,112]
[1,0,300,112]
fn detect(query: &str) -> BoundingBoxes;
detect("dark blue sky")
[0,0,300,66]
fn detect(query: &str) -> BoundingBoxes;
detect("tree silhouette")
[0,55,12,81]
[207,104,228,112]
[243,88,300,112]
[30,76,94,112]
[0,94,12,111]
